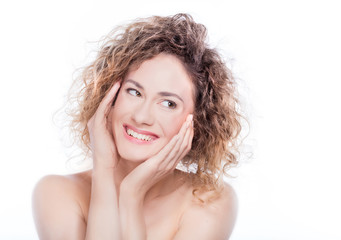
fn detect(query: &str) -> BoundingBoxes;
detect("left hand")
[120,114,194,198]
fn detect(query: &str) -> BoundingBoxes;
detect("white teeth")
[126,128,152,141]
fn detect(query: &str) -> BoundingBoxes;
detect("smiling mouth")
[124,125,159,142]
[123,124,159,142]
[126,128,152,141]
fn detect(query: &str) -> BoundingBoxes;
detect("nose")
[131,101,155,126]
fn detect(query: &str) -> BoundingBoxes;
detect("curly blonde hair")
[68,13,242,195]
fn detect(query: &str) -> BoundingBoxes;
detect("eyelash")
[127,88,141,97]
[126,88,177,109]
[160,100,177,109]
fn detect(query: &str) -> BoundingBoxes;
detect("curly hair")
[68,13,242,196]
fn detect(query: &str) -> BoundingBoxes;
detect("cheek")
[113,91,126,109]
[161,114,185,139]
[111,92,131,117]
[110,95,126,131]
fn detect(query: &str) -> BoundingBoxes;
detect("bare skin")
[33,170,237,240]
[32,54,238,239]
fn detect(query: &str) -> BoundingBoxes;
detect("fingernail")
[188,114,193,121]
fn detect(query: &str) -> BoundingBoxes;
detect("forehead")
[125,54,195,100]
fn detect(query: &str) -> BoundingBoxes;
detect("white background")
[1,0,340,239]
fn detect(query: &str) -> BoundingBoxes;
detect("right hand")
[87,82,121,170]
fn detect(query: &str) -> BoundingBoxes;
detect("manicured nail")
[188,114,194,128]
[188,114,193,121]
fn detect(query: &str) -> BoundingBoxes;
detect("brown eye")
[161,100,176,109]
[127,88,141,97]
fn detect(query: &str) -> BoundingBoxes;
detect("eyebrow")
[125,79,184,103]
[158,91,184,103]
[125,79,144,90]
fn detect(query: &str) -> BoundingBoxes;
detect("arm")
[118,187,146,240]
[85,82,121,239]
[32,171,120,240]
[85,168,120,240]
[33,83,122,240]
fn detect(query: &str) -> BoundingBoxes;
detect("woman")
[32,13,242,240]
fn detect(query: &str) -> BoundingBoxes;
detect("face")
[111,53,195,162]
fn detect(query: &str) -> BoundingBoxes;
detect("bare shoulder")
[32,170,92,211]
[33,170,91,194]
[32,170,92,240]
[193,181,237,205]
[174,182,238,240]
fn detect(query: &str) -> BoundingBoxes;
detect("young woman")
[32,13,242,240]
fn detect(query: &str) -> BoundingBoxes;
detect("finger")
[171,114,193,153]
[97,82,121,117]
[170,119,193,169]
[153,114,190,161]
[181,117,194,153]
[153,133,180,162]
[149,114,192,170]
[176,122,194,164]
[171,114,192,148]
[167,114,192,159]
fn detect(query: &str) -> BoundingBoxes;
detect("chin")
[117,147,156,163]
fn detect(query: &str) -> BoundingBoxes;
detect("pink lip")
[123,124,159,144]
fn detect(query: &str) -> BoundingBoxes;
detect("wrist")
[119,182,146,203]
[92,166,115,180]
[92,153,118,169]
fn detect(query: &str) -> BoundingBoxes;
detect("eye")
[160,100,177,109]
[127,88,141,97]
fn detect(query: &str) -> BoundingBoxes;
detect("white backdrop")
[1,0,340,239]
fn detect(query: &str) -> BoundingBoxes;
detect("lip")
[123,124,159,144]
